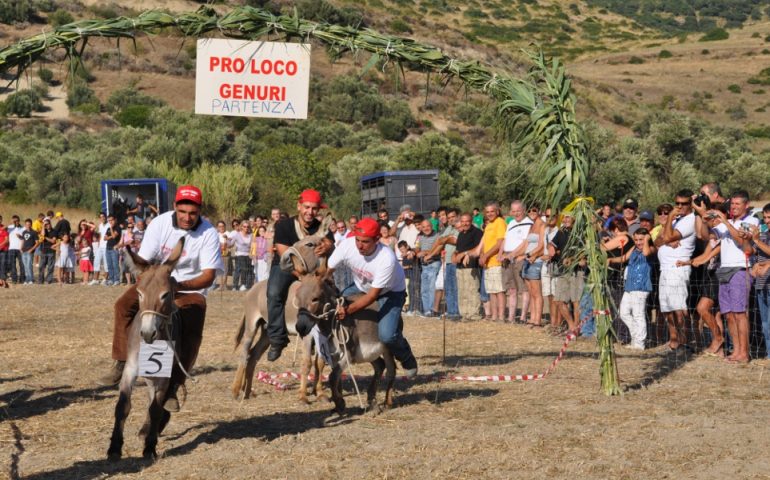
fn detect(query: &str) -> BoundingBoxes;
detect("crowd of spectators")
[379,183,770,363]
[4,182,770,362]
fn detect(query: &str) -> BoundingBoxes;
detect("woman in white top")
[232,220,254,291]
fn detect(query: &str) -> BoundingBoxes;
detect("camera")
[693,193,711,209]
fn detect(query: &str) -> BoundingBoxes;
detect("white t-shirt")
[328,237,406,294]
[334,230,347,246]
[97,222,110,249]
[396,223,419,261]
[7,225,23,250]
[715,215,759,267]
[138,211,224,296]
[503,217,533,253]
[657,212,696,268]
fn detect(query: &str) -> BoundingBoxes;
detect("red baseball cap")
[175,185,203,205]
[353,217,381,239]
[298,189,327,208]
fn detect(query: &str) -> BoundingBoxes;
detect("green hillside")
[1,0,770,217]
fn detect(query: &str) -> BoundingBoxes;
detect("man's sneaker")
[97,360,125,386]
[239,285,248,291]
[267,343,286,362]
[401,357,418,379]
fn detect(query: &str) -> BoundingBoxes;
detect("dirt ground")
[2,284,770,480]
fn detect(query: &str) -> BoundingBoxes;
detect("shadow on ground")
[19,386,497,480]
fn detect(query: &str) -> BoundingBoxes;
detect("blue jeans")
[444,263,460,316]
[21,252,34,283]
[579,287,595,337]
[340,284,415,366]
[106,249,120,284]
[757,289,770,358]
[39,252,55,283]
[420,261,441,314]
[0,250,6,280]
[479,268,489,303]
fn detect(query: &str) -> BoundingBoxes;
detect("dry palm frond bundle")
[0,5,620,395]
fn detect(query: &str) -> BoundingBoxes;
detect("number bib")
[138,340,174,378]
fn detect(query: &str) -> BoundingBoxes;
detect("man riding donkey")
[266,190,418,377]
[328,217,418,378]
[98,185,223,412]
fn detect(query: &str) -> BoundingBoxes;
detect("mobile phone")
[761,224,768,234]
[741,222,751,232]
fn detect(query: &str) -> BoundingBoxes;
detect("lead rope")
[331,297,364,410]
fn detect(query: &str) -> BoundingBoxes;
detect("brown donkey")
[293,269,396,416]
[107,238,186,461]
[231,235,328,402]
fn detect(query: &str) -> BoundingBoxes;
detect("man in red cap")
[266,189,334,361]
[98,185,224,412]
[327,217,418,377]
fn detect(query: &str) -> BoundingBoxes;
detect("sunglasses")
[675,201,691,206]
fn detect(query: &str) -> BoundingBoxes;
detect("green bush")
[389,18,412,34]
[4,89,44,117]
[0,0,35,24]
[727,84,742,94]
[115,104,153,128]
[701,49,710,55]
[699,28,729,42]
[746,124,770,138]
[37,67,53,84]
[726,104,747,120]
[658,50,673,59]
[105,87,164,114]
[628,56,645,64]
[48,8,73,27]
[754,89,766,94]
[377,117,408,141]
[66,83,99,110]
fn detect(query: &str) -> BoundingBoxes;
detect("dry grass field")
[3,284,770,479]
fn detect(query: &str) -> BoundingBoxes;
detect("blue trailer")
[100,178,176,224]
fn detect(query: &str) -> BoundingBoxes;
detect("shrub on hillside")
[727,84,742,94]
[628,56,645,64]
[115,104,153,128]
[106,87,164,114]
[4,89,44,117]
[699,28,729,42]
[0,0,35,24]
[37,67,53,84]
[48,8,72,27]
[658,50,673,59]
[66,83,99,112]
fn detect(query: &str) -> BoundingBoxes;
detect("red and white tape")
[256,329,583,389]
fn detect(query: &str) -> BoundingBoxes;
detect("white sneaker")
[239,285,248,291]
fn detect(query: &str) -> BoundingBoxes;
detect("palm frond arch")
[0,5,621,395]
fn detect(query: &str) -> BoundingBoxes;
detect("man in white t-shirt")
[654,190,697,350]
[712,191,757,363]
[329,217,418,378]
[7,215,24,284]
[500,201,533,323]
[98,185,224,413]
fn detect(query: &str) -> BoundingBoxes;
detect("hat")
[175,185,203,205]
[298,189,327,208]
[623,198,638,210]
[640,210,654,221]
[55,212,63,218]
[352,217,381,238]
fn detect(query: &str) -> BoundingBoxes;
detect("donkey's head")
[280,234,328,276]
[125,238,185,344]
[294,268,338,335]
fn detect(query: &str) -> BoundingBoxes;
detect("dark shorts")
[697,270,719,301]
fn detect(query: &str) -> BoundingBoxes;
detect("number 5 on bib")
[138,340,174,378]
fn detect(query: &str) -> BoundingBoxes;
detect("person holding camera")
[711,191,757,363]
[693,182,727,240]
[654,189,697,350]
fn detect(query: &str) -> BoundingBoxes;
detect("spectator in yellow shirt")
[473,201,507,321]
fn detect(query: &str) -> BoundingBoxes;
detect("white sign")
[138,340,174,378]
[195,39,311,119]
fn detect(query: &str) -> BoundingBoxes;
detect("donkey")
[230,234,328,402]
[107,238,185,461]
[293,269,396,415]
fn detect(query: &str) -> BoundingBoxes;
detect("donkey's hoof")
[107,449,122,462]
[367,404,383,416]
[142,448,158,461]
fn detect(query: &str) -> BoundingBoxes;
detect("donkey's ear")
[124,246,151,275]
[163,237,185,269]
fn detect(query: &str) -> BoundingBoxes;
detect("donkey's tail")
[234,314,246,350]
